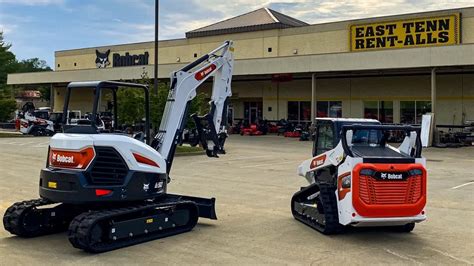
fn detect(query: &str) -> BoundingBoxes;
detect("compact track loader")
[292,118,427,234]
[3,41,234,252]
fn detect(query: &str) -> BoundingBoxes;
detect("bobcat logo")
[95,49,111,68]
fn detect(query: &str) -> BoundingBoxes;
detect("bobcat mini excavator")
[3,41,234,252]
[291,118,427,234]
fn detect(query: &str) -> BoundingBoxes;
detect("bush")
[0,98,17,122]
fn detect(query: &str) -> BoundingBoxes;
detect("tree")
[116,88,146,125]
[0,99,17,121]
[15,58,51,73]
[15,58,52,101]
[0,32,18,121]
[0,32,16,86]
[116,69,210,130]
[0,31,53,121]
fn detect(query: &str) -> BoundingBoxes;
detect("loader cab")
[61,81,150,144]
[312,118,381,157]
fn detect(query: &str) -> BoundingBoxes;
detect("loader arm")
[152,41,234,173]
[297,142,345,184]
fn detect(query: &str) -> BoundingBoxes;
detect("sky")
[0,0,473,67]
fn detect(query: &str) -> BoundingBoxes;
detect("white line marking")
[190,155,272,164]
[239,161,293,168]
[451,181,474,190]
[425,247,472,264]
[33,144,48,148]
[384,248,420,264]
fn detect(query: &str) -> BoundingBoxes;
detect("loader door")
[313,123,334,156]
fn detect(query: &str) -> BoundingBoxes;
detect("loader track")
[68,200,199,253]
[291,183,343,234]
[3,198,82,237]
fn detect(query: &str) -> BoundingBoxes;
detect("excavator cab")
[61,81,150,142]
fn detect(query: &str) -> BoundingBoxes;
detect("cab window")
[316,124,334,155]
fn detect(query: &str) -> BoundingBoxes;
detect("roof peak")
[186,7,308,38]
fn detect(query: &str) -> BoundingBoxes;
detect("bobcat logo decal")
[95,49,111,68]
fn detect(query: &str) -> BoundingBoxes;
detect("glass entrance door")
[244,102,262,124]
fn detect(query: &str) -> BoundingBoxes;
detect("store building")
[7,7,474,126]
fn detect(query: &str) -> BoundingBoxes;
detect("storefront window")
[400,101,416,124]
[416,101,431,124]
[316,101,328,117]
[363,101,378,120]
[400,101,431,124]
[287,101,299,121]
[317,101,342,118]
[364,101,393,123]
[379,101,393,123]
[329,101,342,118]
[300,101,311,121]
[288,101,311,123]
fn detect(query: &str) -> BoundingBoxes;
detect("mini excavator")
[3,41,234,252]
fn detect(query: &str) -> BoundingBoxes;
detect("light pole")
[154,0,159,95]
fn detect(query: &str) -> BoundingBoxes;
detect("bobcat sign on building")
[95,49,150,68]
[350,14,460,51]
[6,7,474,128]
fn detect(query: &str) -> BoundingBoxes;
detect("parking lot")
[0,135,473,265]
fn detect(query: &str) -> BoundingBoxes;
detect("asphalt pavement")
[0,135,473,265]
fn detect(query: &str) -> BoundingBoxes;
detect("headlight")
[338,172,351,200]
[341,175,351,188]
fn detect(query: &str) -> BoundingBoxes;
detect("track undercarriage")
[3,195,216,253]
[291,183,343,234]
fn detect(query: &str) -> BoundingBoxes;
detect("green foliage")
[186,92,209,128]
[0,98,17,121]
[0,31,52,121]
[0,32,18,121]
[117,69,210,129]
[38,86,51,101]
[0,32,16,86]
[149,83,169,129]
[116,88,146,125]
[15,58,52,101]
[15,58,51,72]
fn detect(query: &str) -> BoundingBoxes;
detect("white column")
[430,68,437,145]
[311,73,316,125]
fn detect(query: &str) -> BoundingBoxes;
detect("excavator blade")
[166,194,217,220]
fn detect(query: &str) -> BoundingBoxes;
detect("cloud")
[0,0,63,5]
[0,23,14,34]
[268,0,474,24]
[2,0,473,67]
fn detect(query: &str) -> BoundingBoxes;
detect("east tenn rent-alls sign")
[350,14,460,51]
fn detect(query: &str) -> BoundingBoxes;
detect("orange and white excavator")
[291,118,427,234]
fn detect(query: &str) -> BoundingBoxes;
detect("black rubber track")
[68,200,199,253]
[291,183,344,234]
[3,198,80,237]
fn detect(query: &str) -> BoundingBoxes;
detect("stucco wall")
[53,8,474,71]
[51,73,473,125]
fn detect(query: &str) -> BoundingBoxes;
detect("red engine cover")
[352,163,426,218]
